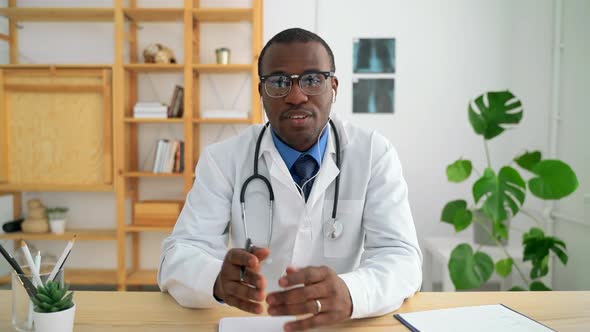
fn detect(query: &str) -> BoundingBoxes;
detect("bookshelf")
[0,0,264,290]
[114,0,264,290]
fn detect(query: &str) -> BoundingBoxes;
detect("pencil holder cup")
[11,264,64,332]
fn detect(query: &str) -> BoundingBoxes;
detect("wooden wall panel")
[3,72,111,187]
[0,70,6,182]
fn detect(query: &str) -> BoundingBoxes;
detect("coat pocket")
[322,200,364,258]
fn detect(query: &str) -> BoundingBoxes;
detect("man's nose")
[284,80,308,105]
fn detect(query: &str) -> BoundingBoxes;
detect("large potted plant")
[440,90,578,291]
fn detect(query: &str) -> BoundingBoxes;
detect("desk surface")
[1,290,589,331]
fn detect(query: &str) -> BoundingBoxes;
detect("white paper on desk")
[219,316,296,332]
[394,304,554,332]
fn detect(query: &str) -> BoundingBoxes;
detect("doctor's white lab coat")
[158,116,422,319]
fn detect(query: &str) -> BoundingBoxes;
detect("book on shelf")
[168,85,184,118]
[151,139,184,173]
[134,102,168,119]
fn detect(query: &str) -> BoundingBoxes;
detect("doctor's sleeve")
[338,142,423,319]
[157,147,233,308]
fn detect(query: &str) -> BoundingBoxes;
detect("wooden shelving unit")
[126,269,158,285]
[0,7,115,22]
[114,0,264,290]
[0,269,118,286]
[0,0,263,290]
[124,64,185,72]
[0,229,117,241]
[0,230,118,286]
[125,225,174,233]
[124,118,185,123]
[193,63,253,73]
[122,172,185,178]
[123,8,184,22]
[193,8,253,22]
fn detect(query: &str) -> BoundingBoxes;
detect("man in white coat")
[158,28,422,331]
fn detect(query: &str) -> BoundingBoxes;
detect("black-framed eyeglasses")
[260,71,335,98]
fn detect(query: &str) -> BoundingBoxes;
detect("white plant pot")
[49,219,66,234]
[33,303,76,332]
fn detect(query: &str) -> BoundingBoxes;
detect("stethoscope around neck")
[239,119,343,251]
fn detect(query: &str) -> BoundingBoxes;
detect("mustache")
[281,108,313,119]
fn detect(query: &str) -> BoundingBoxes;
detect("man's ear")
[332,76,339,97]
[258,82,263,97]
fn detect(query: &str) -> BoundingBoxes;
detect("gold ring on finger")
[315,299,322,314]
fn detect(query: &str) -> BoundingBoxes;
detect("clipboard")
[394,304,555,332]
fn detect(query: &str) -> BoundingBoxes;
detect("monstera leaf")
[468,90,523,140]
[495,258,513,277]
[441,200,473,231]
[446,159,473,183]
[449,244,494,290]
[523,227,568,279]
[473,167,526,223]
[515,151,579,199]
[530,281,552,291]
[529,160,579,199]
[514,151,542,172]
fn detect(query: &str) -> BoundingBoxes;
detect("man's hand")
[266,266,353,331]
[213,246,270,314]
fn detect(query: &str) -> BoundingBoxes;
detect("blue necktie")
[292,154,318,201]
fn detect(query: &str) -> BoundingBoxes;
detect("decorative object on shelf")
[46,207,69,235]
[2,218,25,233]
[143,43,176,64]
[440,90,579,291]
[215,47,231,64]
[21,199,49,234]
[32,281,76,332]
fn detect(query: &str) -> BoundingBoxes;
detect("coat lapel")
[258,128,300,196]
[257,116,350,204]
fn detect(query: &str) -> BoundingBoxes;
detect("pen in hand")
[240,238,253,283]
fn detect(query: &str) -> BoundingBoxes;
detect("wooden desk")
[1,291,588,331]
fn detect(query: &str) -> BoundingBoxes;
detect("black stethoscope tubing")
[239,119,341,242]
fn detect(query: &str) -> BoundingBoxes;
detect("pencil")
[0,243,38,298]
[48,234,77,282]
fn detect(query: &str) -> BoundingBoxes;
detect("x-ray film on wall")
[353,38,395,74]
[353,78,395,114]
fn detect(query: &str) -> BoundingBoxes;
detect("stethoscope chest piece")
[323,218,343,240]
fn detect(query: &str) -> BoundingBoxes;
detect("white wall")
[1,0,587,290]
[552,0,590,290]
[265,0,587,289]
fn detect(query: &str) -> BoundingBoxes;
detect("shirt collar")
[271,125,330,170]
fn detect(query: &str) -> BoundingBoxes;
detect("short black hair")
[258,28,336,76]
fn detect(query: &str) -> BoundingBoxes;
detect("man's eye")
[302,75,322,86]
[269,77,290,88]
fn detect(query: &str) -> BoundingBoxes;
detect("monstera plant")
[441,90,578,291]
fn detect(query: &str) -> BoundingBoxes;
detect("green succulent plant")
[441,90,578,291]
[32,281,74,313]
[46,207,69,214]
